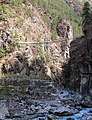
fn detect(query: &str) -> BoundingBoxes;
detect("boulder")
[66,118,74,120]
[49,106,78,116]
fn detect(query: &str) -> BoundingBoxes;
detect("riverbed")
[0,77,91,120]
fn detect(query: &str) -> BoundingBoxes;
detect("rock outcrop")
[0,76,91,120]
[69,26,92,94]
[0,1,73,82]
[57,18,73,59]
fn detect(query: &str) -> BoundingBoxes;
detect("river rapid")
[0,77,91,120]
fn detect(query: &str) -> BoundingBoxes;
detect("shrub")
[30,0,82,37]
[0,48,5,58]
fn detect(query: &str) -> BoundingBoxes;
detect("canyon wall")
[69,26,92,94]
[0,1,73,83]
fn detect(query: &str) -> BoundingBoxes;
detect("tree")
[82,1,91,27]
[81,2,92,94]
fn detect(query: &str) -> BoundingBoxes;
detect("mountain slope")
[0,0,90,79]
[30,0,82,37]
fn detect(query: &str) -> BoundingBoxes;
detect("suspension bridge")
[17,40,63,44]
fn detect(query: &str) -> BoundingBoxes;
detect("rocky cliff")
[69,26,92,94]
[0,0,74,83]
[1,0,92,87]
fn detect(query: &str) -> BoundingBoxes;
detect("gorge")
[0,0,92,120]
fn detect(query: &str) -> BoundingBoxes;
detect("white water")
[59,108,92,120]
[34,108,92,120]
[0,102,8,119]
[0,101,92,120]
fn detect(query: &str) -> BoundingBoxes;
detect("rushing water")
[0,101,92,120]
[0,87,92,120]
[0,102,8,119]
[34,108,92,120]
[59,108,92,120]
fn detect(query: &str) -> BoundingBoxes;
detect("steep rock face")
[0,1,74,81]
[57,19,73,59]
[3,4,51,41]
[70,35,92,94]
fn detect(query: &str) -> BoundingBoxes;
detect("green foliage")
[9,0,23,7]
[36,38,46,62]
[82,1,91,27]
[0,15,5,21]
[9,30,20,47]
[0,5,5,14]
[0,0,23,17]
[0,48,5,58]
[30,0,82,37]
[51,31,57,40]
[29,73,46,79]
[37,74,47,79]
[1,0,83,37]
[25,7,33,17]
[3,73,12,77]
[15,18,23,28]
[0,4,12,16]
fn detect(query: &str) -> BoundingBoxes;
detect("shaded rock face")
[69,36,92,94]
[56,19,73,59]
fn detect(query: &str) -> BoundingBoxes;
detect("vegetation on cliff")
[0,0,82,37]
[30,0,82,37]
[82,1,91,27]
[0,0,76,59]
[0,0,90,80]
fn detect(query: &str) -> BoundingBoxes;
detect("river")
[0,78,91,120]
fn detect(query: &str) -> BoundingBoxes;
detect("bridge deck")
[18,40,62,44]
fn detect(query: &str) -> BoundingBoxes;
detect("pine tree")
[82,1,91,27]
[81,2,92,94]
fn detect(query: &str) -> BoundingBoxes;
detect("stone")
[56,18,73,59]
[67,118,74,120]
[49,106,78,116]
[46,115,58,120]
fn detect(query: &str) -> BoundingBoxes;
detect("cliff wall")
[0,1,73,83]
[70,33,92,94]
